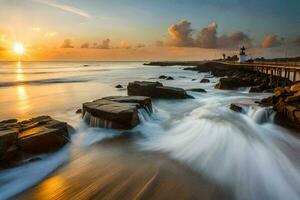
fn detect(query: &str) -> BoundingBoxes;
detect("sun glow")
[13,42,25,55]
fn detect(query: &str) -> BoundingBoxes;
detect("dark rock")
[76,109,82,114]
[215,78,243,90]
[115,84,123,88]
[230,104,244,113]
[187,88,207,93]
[192,79,197,81]
[200,78,210,83]
[17,116,70,154]
[166,76,174,80]
[158,75,167,79]
[249,83,270,93]
[0,116,71,167]
[127,81,192,99]
[82,96,152,129]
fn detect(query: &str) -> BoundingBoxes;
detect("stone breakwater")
[146,61,291,92]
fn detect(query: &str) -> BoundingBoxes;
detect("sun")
[13,42,25,55]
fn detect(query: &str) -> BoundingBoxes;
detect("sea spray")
[138,105,300,200]
[0,146,70,200]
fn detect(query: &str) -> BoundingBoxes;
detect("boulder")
[0,116,71,166]
[158,75,167,79]
[187,88,207,93]
[127,81,192,99]
[249,83,270,93]
[200,78,210,83]
[82,96,152,129]
[75,109,82,114]
[17,116,70,154]
[290,82,300,93]
[215,77,255,90]
[115,84,123,88]
[192,79,197,81]
[230,104,244,113]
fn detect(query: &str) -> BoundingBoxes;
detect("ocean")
[0,61,300,200]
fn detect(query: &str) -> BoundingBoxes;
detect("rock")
[187,88,207,93]
[115,84,123,88]
[192,79,197,81]
[82,96,152,129]
[127,81,192,99]
[76,109,82,114]
[249,83,270,93]
[215,77,256,90]
[158,75,167,79]
[0,116,71,166]
[230,104,244,113]
[290,82,300,93]
[166,76,174,80]
[17,116,70,154]
[200,78,210,83]
[285,91,300,103]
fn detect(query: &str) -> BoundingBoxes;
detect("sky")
[0,0,299,61]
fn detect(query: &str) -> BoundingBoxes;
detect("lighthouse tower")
[239,46,247,63]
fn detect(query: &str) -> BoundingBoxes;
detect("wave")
[0,69,111,75]
[0,77,93,87]
[0,146,70,199]
[138,104,300,200]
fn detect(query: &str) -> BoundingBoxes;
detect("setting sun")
[13,42,25,55]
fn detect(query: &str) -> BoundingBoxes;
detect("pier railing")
[223,62,300,86]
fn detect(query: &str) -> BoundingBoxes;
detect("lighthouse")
[239,46,247,63]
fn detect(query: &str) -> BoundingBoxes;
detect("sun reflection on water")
[16,61,24,82]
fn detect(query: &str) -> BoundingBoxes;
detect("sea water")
[0,61,300,200]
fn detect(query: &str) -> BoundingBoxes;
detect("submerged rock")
[230,104,244,113]
[0,116,71,167]
[75,109,82,114]
[200,78,210,83]
[82,96,152,129]
[115,84,123,88]
[127,81,192,99]
[158,75,167,79]
[187,88,207,93]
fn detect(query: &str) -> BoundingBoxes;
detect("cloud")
[0,46,6,51]
[96,39,110,49]
[61,39,74,48]
[81,42,89,48]
[261,34,282,48]
[119,40,131,49]
[294,36,300,46]
[32,0,91,18]
[155,40,164,47]
[136,43,146,48]
[167,20,251,49]
[218,32,252,48]
[168,20,195,47]
[197,22,218,48]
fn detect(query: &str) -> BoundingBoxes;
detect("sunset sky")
[0,0,299,61]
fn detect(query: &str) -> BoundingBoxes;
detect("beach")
[1,61,300,200]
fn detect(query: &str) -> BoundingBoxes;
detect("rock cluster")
[82,96,152,129]
[0,116,71,167]
[127,81,192,99]
[260,82,300,130]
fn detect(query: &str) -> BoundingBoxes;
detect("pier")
[224,62,300,86]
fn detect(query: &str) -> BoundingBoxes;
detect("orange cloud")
[261,35,282,48]
[197,22,218,48]
[61,39,74,48]
[168,20,195,47]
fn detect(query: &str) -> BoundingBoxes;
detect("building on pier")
[239,46,247,63]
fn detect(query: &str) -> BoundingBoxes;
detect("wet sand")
[14,135,229,200]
